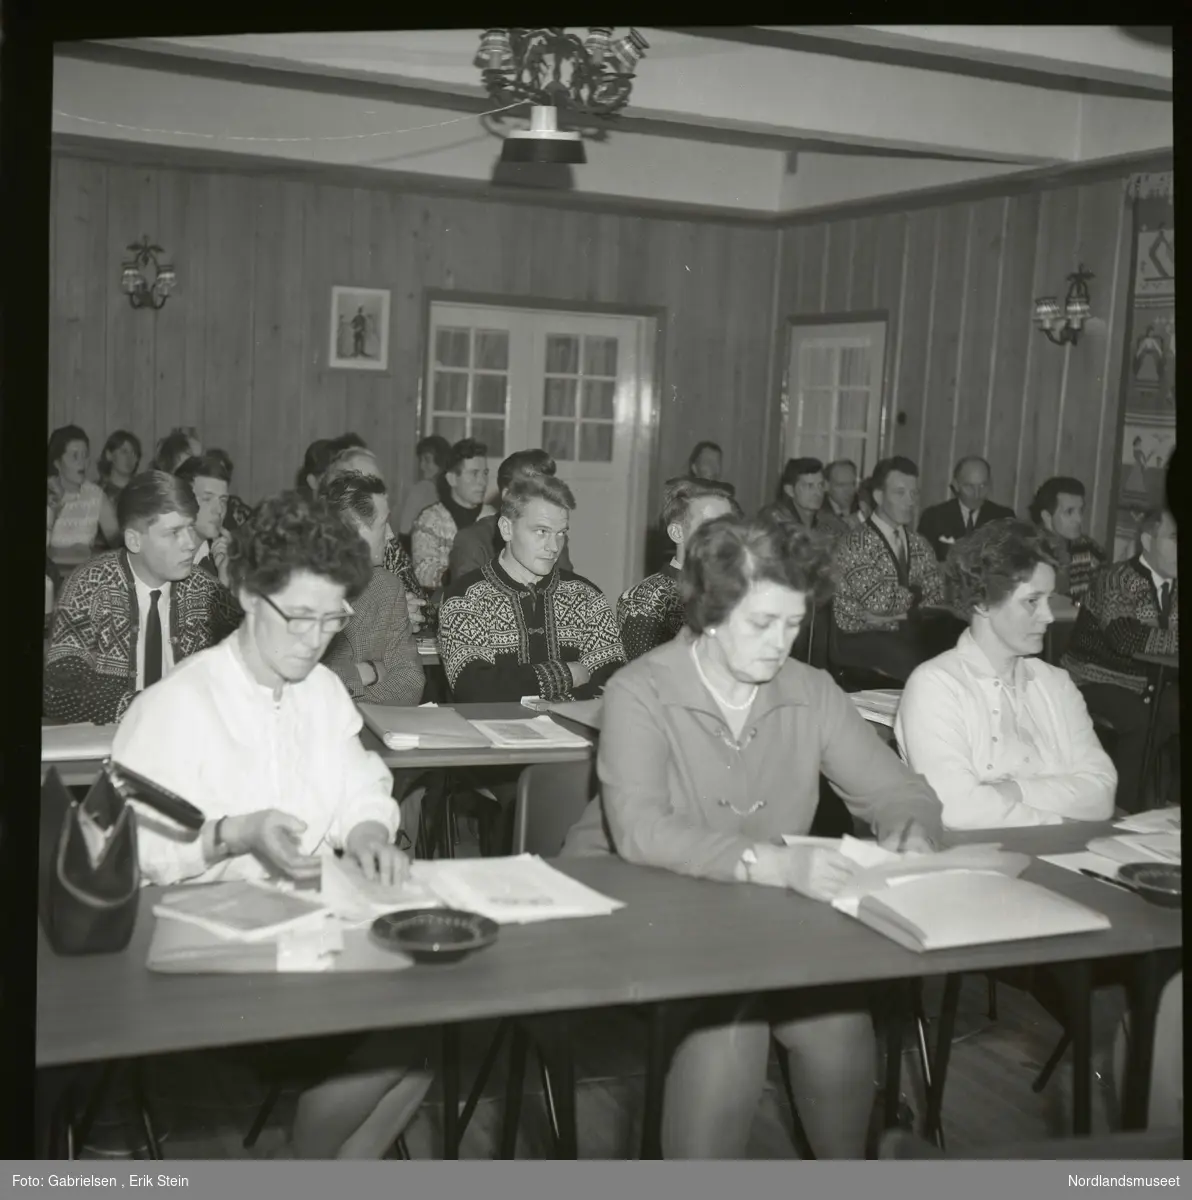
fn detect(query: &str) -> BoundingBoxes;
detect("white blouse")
[111,634,400,885]
[895,629,1117,829]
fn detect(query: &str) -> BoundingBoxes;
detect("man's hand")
[567,661,591,688]
[878,819,939,856]
[222,809,322,881]
[782,846,859,901]
[406,593,426,632]
[211,531,232,589]
[344,824,410,887]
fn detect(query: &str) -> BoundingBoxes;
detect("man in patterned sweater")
[617,477,738,660]
[439,474,624,703]
[1030,475,1107,605]
[44,471,242,724]
[831,456,946,682]
[411,438,494,592]
[1063,507,1178,811]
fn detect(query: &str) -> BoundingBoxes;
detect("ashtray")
[370,907,499,964]
[1118,862,1181,909]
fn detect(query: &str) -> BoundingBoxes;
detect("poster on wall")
[329,286,391,371]
[1113,174,1175,562]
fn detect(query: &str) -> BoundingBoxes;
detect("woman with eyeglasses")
[111,489,432,1158]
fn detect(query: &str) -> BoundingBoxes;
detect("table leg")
[1121,949,1182,1131]
[882,987,904,1129]
[923,974,961,1146]
[440,1026,460,1159]
[639,1003,669,1160]
[1054,962,1093,1135]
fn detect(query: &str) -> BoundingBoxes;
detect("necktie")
[965,509,975,533]
[198,553,217,578]
[895,531,908,570]
[144,589,163,689]
[1158,581,1173,629]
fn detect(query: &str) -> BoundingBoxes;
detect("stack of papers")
[152,880,328,943]
[1086,833,1181,866]
[1115,807,1180,834]
[41,722,117,761]
[849,690,902,727]
[468,716,590,750]
[359,703,491,750]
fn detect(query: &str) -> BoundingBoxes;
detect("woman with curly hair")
[895,518,1116,829]
[564,515,942,1159]
[111,490,432,1157]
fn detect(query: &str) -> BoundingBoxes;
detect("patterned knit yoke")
[617,565,684,661]
[43,549,242,725]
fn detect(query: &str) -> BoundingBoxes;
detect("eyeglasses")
[260,592,353,635]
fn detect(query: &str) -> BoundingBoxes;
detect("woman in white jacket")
[895,519,1116,828]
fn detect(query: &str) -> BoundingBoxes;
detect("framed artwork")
[329,286,390,371]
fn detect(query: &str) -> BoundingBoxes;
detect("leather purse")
[39,761,207,956]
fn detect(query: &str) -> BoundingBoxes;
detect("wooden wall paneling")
[1017,185,1081,516]
[891,208,940,462]
[983,192,1040,514]
[848,217,877,312]
[48,158,61,430]
[390,193,424,458]
[202,174,257,496]
[153,169,193,441]
[249,178,306,502]
[795,223,829,315]
[918,204,971,504]
[872,212,908,460]
[178,171,209,443]
[526,207,589,300]
[345,188,387,471]
[952,197,1008,472]
[823,220,854,313]
[104,167,158,454]
[1087,180,1132,546]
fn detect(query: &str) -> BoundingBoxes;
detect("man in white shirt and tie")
[830,456,946,682]
[917,456,1016,562]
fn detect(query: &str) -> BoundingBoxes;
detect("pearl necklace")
[691,641,758,712]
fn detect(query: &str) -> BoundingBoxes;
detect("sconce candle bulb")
[1034,264,1094,346]
[120,236,176,311]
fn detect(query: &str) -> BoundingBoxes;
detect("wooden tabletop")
[35,821,1180,1068]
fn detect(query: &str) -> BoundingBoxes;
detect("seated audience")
[439,475,624,702]
[97,429,142,506]
[175,452,231,588]
[44,471,241,724]
[823,458,863,528]
[618,477,738,660]
[152,426,202,474]
[1028,476,1107,605]
[398,435,452,538]
[564,516,942,1159]
[759,457,849,540]
[46,425,120,569]
[208,447,253,531]
[896,519,1116,828]
[296,438,337,500]
[411,438,493,591]
[832,456,946,681]
[110,489,432,1158]
[319,471,424,706]
[448,448,573,583]
[687,439,736,494]
[1062,507,1178,812]
[918,455,1015,562]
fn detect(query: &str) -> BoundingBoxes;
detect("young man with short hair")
[760,457,849,541]
[917,455,1016,562]
[176,451,232,587]
[43,471,242,724]
[438,475,624,703]
[411,438,493,591]
[618,477,739,660]
[1029,475,1107,605]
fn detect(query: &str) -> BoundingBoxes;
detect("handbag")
[39,761,207,956]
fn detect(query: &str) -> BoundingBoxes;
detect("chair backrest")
[512,759,598,857]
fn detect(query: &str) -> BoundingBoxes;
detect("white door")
[427,303,652,601]
[783,321,888,476]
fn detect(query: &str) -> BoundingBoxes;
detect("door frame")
[418,289,664,588]
[775,309,891,495]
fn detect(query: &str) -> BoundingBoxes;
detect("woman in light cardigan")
[895,519,1116,829]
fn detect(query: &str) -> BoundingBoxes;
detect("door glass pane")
[839,346,871,387]
[836,436,868,475]
[544,378,577,417]
[471,419,506,459]
[799,388,835,437]
[433,416,467,444]
[582,379,615,420]
[475,329,509,371]
[433,371,468,412]
[474,374,508,415]
[546,334,580,375]
[800,434,832,462]
[583,336,618,377]
[579,423,614,463]
[542,421,576,462]
[837,390,869,432]
[435,328,471,368]
[800,345,836,387]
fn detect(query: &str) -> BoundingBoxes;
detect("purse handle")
[103,760,207,832]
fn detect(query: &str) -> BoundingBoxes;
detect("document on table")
[848,690,902,727]
[1086,833,1181,866]
[468,716,591,750]
[1114,807,1180,834]
[41,722,117,761]
[359,702,491,750]
[521,697,604,730]
[320,852,442,925]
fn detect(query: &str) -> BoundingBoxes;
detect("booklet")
[848,690,902,727]
[152,879,329,943]
[359,703,492,750]
[468,716,591,750]
[1086,833,1181,866]
[1114,807,1180,835]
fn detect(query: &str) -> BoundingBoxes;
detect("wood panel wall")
[773,175,1135,546]
[49,154,778,516]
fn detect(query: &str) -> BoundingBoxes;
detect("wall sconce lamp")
[120,236,176,310]
[1033,265,1094,346]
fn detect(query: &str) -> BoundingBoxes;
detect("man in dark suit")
[917,455,1015,562]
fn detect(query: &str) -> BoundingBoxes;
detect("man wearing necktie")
[1063,507,1179,811]
[917,456,1016,562]
[177,452,232,588]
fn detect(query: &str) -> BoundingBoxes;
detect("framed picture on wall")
[329,286,390,371]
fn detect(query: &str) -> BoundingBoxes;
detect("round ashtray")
[1118,862,1181,908]
[371,907,499,964]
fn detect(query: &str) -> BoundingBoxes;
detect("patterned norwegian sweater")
[617,564,684,661]
[832,519,945,634]
[757,497,850,543]
[1062,557,1178,695]
[383,536,425,600]
[439,558,625,703]
[1055,535,1108,606]
[411,500,493,591]
[44,549,242,724]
